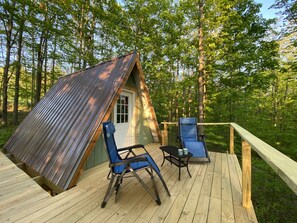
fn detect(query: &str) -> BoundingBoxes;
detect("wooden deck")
[0,143,257,222]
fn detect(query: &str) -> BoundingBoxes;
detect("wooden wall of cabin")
[84,66,154,170]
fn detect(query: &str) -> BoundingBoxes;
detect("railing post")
[162,123,168,146]
[242,140,252,208]
[230,125,234,154]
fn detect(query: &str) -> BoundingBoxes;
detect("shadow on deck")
[0,143,257,222]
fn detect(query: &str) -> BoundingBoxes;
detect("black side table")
[159,145,193,180]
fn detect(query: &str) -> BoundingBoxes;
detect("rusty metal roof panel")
[4,52,137,190]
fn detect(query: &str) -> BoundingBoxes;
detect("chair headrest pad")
[105,123,116,137]
[180,117,197,125]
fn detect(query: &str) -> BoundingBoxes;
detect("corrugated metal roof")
[4,52,160,190]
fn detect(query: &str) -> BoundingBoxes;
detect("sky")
[254,0,279,19]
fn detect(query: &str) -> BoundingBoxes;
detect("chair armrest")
[199,134,206,139]
[118,144,148,158]
[118,144,145,152]
[109,155,148,167]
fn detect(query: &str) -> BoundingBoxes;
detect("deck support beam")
[242,140,252,208]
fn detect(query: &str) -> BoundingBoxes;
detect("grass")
[0,110,28,151]
[0,126,16,150]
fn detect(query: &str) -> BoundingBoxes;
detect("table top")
[159,145,193,158]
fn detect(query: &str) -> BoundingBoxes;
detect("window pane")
[121,96,125,104]
[116,94,130,123]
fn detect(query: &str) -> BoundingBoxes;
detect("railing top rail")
[230,123,297,195]
[161,121,297,195]
[161,122,230,126]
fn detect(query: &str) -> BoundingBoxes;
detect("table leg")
[179,158,181,181]
[161,151,165,167]
[186,157,191,178]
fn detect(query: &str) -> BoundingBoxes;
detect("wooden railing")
[161,122,297,208]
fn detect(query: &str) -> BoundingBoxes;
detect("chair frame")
[101,122,170,208]
[178,117,211,163]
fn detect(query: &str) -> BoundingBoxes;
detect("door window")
[116,95,129,123]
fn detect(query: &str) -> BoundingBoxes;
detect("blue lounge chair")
[101,121,170,208]
[178,117,210,162]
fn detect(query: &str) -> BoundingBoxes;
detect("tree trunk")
[14,19,24,125]
[1,13,13,127]
[43,37,48,94]
[175,90,179,120]
[51,26,57,87]
[280,79,290,132]
[272,79,278,126]
[78,3,85,69]
[35,3,49,105]
[198,0,205,134]
[35,36,44,105]
[31,32,35,108]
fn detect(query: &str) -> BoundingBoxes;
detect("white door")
[113,90,135,148]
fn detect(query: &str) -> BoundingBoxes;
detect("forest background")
[0,0,296,222]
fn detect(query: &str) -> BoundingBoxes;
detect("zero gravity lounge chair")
[101,121,170,208]
[178,117,211,163]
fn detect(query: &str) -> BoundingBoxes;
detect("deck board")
[0,143,257,223]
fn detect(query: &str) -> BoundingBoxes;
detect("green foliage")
[273,0,297,24]
[252,157,297,223]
